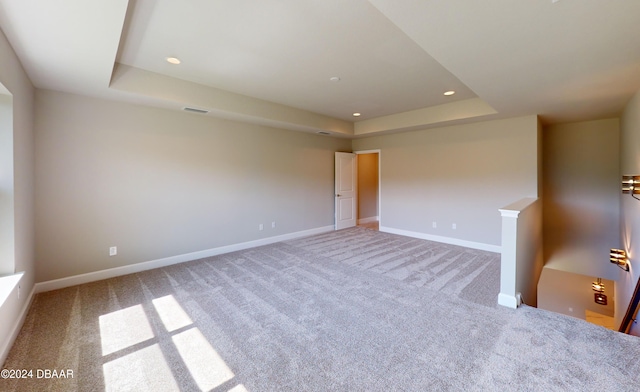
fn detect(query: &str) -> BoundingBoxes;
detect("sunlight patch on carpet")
[99,304,154,356]
[172,327,235,391]
[103,344,179,392]
[152,294,193,332]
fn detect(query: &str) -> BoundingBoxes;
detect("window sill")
[0,272,23,309]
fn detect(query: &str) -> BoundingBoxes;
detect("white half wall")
[499,197,543,308]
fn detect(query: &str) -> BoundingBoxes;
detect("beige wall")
[618,90,640,330]
[353,116,539,247]
[538,268,615,319]
[542,119,621,280]
[357,153,378,220]
[35,90,350,282]
[0,27,36,364]
[0,93,14,275]
[0,28,35,281]
[515,199,544,307]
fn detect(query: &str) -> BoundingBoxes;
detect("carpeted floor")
[2,227,640,391]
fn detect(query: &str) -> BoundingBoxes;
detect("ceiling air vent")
[317,131,331,135]
[183,107,209,114]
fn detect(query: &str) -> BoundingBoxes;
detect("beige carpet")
[2,227,640,391]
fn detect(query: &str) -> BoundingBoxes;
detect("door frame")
[354,149,381,227]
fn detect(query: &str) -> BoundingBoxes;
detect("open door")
[335,152,357,230]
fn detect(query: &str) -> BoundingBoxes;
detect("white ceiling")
[1,0,640,136]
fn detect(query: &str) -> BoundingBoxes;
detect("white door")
[335,152,357,230]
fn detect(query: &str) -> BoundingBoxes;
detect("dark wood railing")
[619,277,640,334]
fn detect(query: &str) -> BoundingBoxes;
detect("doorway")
[355,150,379,231]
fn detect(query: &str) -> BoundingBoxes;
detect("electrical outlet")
[432,222,437,228]
[259,224,264,231]
[452,223,457,230]
[109,246,117,256]
[271,221,276,229]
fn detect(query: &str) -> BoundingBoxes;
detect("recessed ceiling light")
[353,112,361,117]
[444,90,455,96]
[329,76,341,82]
[166,57,181,65]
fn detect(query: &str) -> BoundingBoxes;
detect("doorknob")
[336,194,341,197]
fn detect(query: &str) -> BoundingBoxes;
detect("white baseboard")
[357,216,379,224]
[35,225,334,294]
[0,279,36,367]
[379,226,501,253]
[498,292,518,309]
